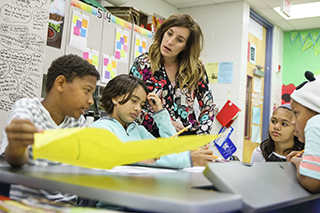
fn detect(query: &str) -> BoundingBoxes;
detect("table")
[204,161,320,213]
[0,162,242,213]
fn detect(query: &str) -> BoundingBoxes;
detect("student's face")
[111,85,147,128]
[63,75,97,119]
[269,108,295,143]
[291,99,316,143]
[160,26,190,61]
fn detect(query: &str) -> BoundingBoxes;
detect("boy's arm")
[292,156,320,193]
[5,119,41,167]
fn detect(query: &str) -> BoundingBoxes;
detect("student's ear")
[54,75,67,92]
[111,97,118,105]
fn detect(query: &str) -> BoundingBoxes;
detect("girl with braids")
[251,104,304,163]
[130,14,215,137]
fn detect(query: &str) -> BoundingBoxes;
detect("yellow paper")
[33,128,219,170]
[205,62,219,83]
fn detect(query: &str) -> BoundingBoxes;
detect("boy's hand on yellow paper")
[191,148,216,166]
[6,119,43,154]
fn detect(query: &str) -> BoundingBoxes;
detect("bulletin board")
[64,0,104,74]
[99,14,132,84]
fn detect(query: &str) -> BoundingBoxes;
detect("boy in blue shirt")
[287,71,320,193]
[91,74,215,169]
[0,54,100,202]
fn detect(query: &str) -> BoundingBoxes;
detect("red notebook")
[216,100,241,128]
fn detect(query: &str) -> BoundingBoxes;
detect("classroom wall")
[281,28,320,104]
[179,2,250,160]
[270,26,284,111]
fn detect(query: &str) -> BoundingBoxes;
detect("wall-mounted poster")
[47,0,66,49]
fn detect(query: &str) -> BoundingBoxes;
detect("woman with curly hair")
[130,14,215,137]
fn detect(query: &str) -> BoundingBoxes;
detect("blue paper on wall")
[213,126,237,160]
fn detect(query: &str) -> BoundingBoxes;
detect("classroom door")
[243,19,267,163]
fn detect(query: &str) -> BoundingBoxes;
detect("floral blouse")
[129,53,215,135]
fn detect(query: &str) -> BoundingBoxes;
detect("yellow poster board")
[34,128,219,169]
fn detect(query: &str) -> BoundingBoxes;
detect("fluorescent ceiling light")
[274,2,320,20]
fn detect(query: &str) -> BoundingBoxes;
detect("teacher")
[130,14,215,136]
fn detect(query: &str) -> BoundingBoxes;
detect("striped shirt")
[300,114,320,180]
[0,97,87,203]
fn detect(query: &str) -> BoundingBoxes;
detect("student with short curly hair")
[0,54,100,203]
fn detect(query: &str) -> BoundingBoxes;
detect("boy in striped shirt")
[287,71,320,193]
[0,54,100,203]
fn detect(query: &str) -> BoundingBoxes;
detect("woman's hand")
[147,93,163,113]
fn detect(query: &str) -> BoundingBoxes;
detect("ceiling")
[161,0,320,31]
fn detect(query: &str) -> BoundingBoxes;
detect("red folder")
[216,100,241,128]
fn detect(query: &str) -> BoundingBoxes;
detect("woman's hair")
[260,105,304,161]
[99,74,148,114]
[148,14,205,91]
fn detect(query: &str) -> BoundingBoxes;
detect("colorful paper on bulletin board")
[217,62,233,83]
[101,54,117,83]
[205,63,218,83]
[134,34,147,58]
[33,128,220,170]
[114,28,129,63]
[69,10,89,51]
[82,48,99,70]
